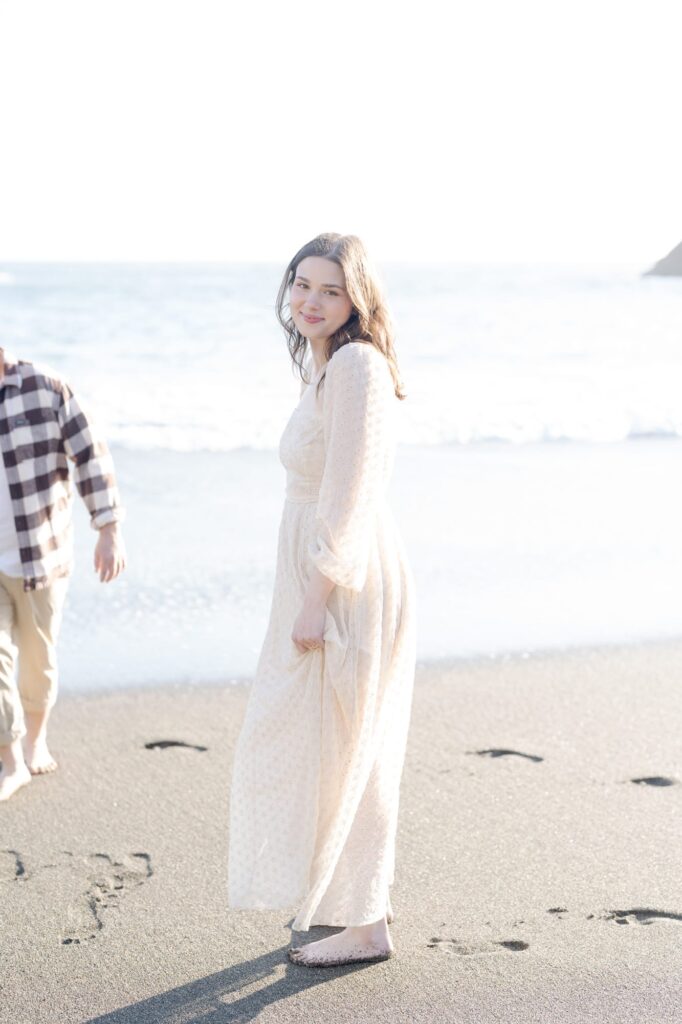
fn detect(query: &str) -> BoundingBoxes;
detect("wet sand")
[1,640,681,1024]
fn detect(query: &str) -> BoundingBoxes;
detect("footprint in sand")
[630,776,676,787]
[548,906,682,927]
[61,852,153,945]
[601,908,682,926]
[548,907,598,921]
[470,748,544,763]
[430,908,682,954]
[0,848,28,883]
[144,739,208,752]
[427,937,529,955]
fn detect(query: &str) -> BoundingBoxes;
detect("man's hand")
[94,522,127,583]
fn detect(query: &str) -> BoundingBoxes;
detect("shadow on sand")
[86,928,382,1024]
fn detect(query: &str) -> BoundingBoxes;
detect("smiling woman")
[275,233,406,400]
[227,232,416,968]
[290,259,354,339]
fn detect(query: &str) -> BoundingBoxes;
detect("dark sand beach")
[1,641,681,1024]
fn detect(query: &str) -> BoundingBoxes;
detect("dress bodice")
[277,343,397,594]
[278,370,326,503]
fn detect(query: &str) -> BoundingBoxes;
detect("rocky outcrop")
[644,240,682,276]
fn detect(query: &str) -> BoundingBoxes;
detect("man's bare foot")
[288,917,394,967]
[23,738,58,775]
[0,762,32,801]
[22,711,57,775]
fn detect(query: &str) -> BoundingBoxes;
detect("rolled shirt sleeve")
[309,342,393,592]
[56,380,125,530]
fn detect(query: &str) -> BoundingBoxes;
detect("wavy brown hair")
[275,232,406,400]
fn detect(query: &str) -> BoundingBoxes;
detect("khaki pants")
[0,572,69,746]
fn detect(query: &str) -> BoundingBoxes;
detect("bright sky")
[1,0,680,264]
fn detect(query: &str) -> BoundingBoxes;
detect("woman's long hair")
[275,233,406,400]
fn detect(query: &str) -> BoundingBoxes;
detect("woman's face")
[290,256,354,344]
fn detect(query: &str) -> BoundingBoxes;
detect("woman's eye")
[325,291,338,296]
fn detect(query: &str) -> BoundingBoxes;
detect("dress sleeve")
[309,343,393,592]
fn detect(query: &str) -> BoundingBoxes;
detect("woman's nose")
[304,290,321,308]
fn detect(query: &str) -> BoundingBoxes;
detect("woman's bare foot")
[288,916,394,967]
[23,737,58,775]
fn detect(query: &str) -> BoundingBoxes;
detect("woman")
[227,233,416,967]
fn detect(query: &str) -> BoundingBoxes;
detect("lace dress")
[227,341,416,929]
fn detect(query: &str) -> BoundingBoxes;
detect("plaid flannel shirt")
[0,350,124,591]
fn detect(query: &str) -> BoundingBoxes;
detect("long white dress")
[227,340,416,929]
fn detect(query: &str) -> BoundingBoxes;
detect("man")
[0,348,126,801]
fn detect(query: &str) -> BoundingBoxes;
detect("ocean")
[1,261,681,691]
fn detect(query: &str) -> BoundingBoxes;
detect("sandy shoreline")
[1,640,681,1023]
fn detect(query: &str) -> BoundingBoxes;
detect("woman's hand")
[291,567,336,653]
[292,600,327,654]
